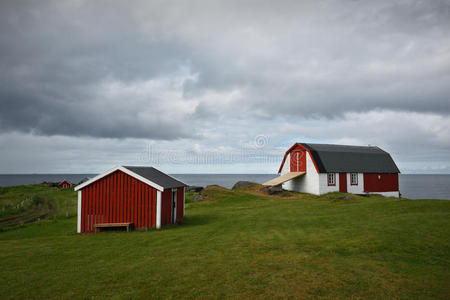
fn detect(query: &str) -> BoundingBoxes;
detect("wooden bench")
[94,222,133,232]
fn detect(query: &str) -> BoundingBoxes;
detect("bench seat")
[94,222,133,232]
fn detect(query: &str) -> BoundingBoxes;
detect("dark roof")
[124,166,186,188]
[300,143,400,173]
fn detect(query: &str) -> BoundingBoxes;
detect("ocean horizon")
[0,173,449,200]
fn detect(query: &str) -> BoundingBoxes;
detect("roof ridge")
[124,166,186,188]
[303,142,379,148]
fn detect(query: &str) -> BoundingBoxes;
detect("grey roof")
[300,143,400,173]
[124,166,187,188]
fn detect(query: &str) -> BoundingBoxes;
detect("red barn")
[59,180,72,189]
[264,143,401,197]
[74,166,186,233]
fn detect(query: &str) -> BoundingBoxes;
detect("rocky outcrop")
[231,181,258,190]
[186,186,204,193]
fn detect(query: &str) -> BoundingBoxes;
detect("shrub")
[32,195,45,207]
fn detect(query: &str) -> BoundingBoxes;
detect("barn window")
[350,173,358,185]
[327,173,336,186]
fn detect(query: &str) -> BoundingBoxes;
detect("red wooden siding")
[339,173,347,193]
[290,150,306,172]
[363,173,399,192]
[81,170,157,233]
[161,189,172,226]
[161,188,185,225]
[176,187,184,221]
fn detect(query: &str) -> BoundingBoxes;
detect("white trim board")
[77,191,82,233]
[156,190,162,229]
[74,165,164,192]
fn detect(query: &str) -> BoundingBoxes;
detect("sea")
[0,174,449,200]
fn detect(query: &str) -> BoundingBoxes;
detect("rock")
[259,185,285,195]
[204,185,228,191]
[78,178,90,185]
[186,186,204,193]
[194,195,206,202]
[339,195,354,201]
[232,181,258,190]
[268,185,283,193]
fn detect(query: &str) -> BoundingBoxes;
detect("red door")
[339,173,347,193]
[290,151,306,172]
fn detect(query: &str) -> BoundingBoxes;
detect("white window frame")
[327,173,336,186]
[350,173,358,185]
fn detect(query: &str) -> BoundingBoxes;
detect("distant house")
[74,166,187,233]
[264,143,400,197]
[59,180,72,189]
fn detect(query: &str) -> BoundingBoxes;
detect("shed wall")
[176,187,184,221]
[161,189,172,226]
[81,170,156,233]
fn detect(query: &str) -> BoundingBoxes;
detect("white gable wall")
[280,153,290,175]
[282,152,320,195]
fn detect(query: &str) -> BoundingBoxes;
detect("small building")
[264,143,400,197]
[74,166,186,233]
[59,180,72,189]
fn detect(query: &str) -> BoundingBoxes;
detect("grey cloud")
[0,0,449,140]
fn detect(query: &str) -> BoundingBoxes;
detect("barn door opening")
[339,173,347,193]
[290,151,306,172]
[172,189,177,223]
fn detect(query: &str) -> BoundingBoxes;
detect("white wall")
[318,173,339,195]
[346,173,364,194]
[282,152,320,195]
[280,152,290,175]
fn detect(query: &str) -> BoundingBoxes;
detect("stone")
[194,195,206,202]
[232,181,258,190]
[186,186,204,193]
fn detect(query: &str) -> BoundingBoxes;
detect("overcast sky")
[1,0,449,174]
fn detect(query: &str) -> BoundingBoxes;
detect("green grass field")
[1,184,449,299]
[0,185,77,231]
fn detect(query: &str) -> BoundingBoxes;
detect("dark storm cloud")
[0,0,449,139]
[0,0,196,138]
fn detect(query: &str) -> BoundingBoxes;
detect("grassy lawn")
[0,185,449,299]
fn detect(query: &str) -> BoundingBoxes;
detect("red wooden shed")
[74,166,186,233]
[59,180,72,189]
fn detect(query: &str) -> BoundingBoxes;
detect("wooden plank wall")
[176,187,184,221]
[81,170,157,233]
[161,189,172,226]
[363,173,399,192]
